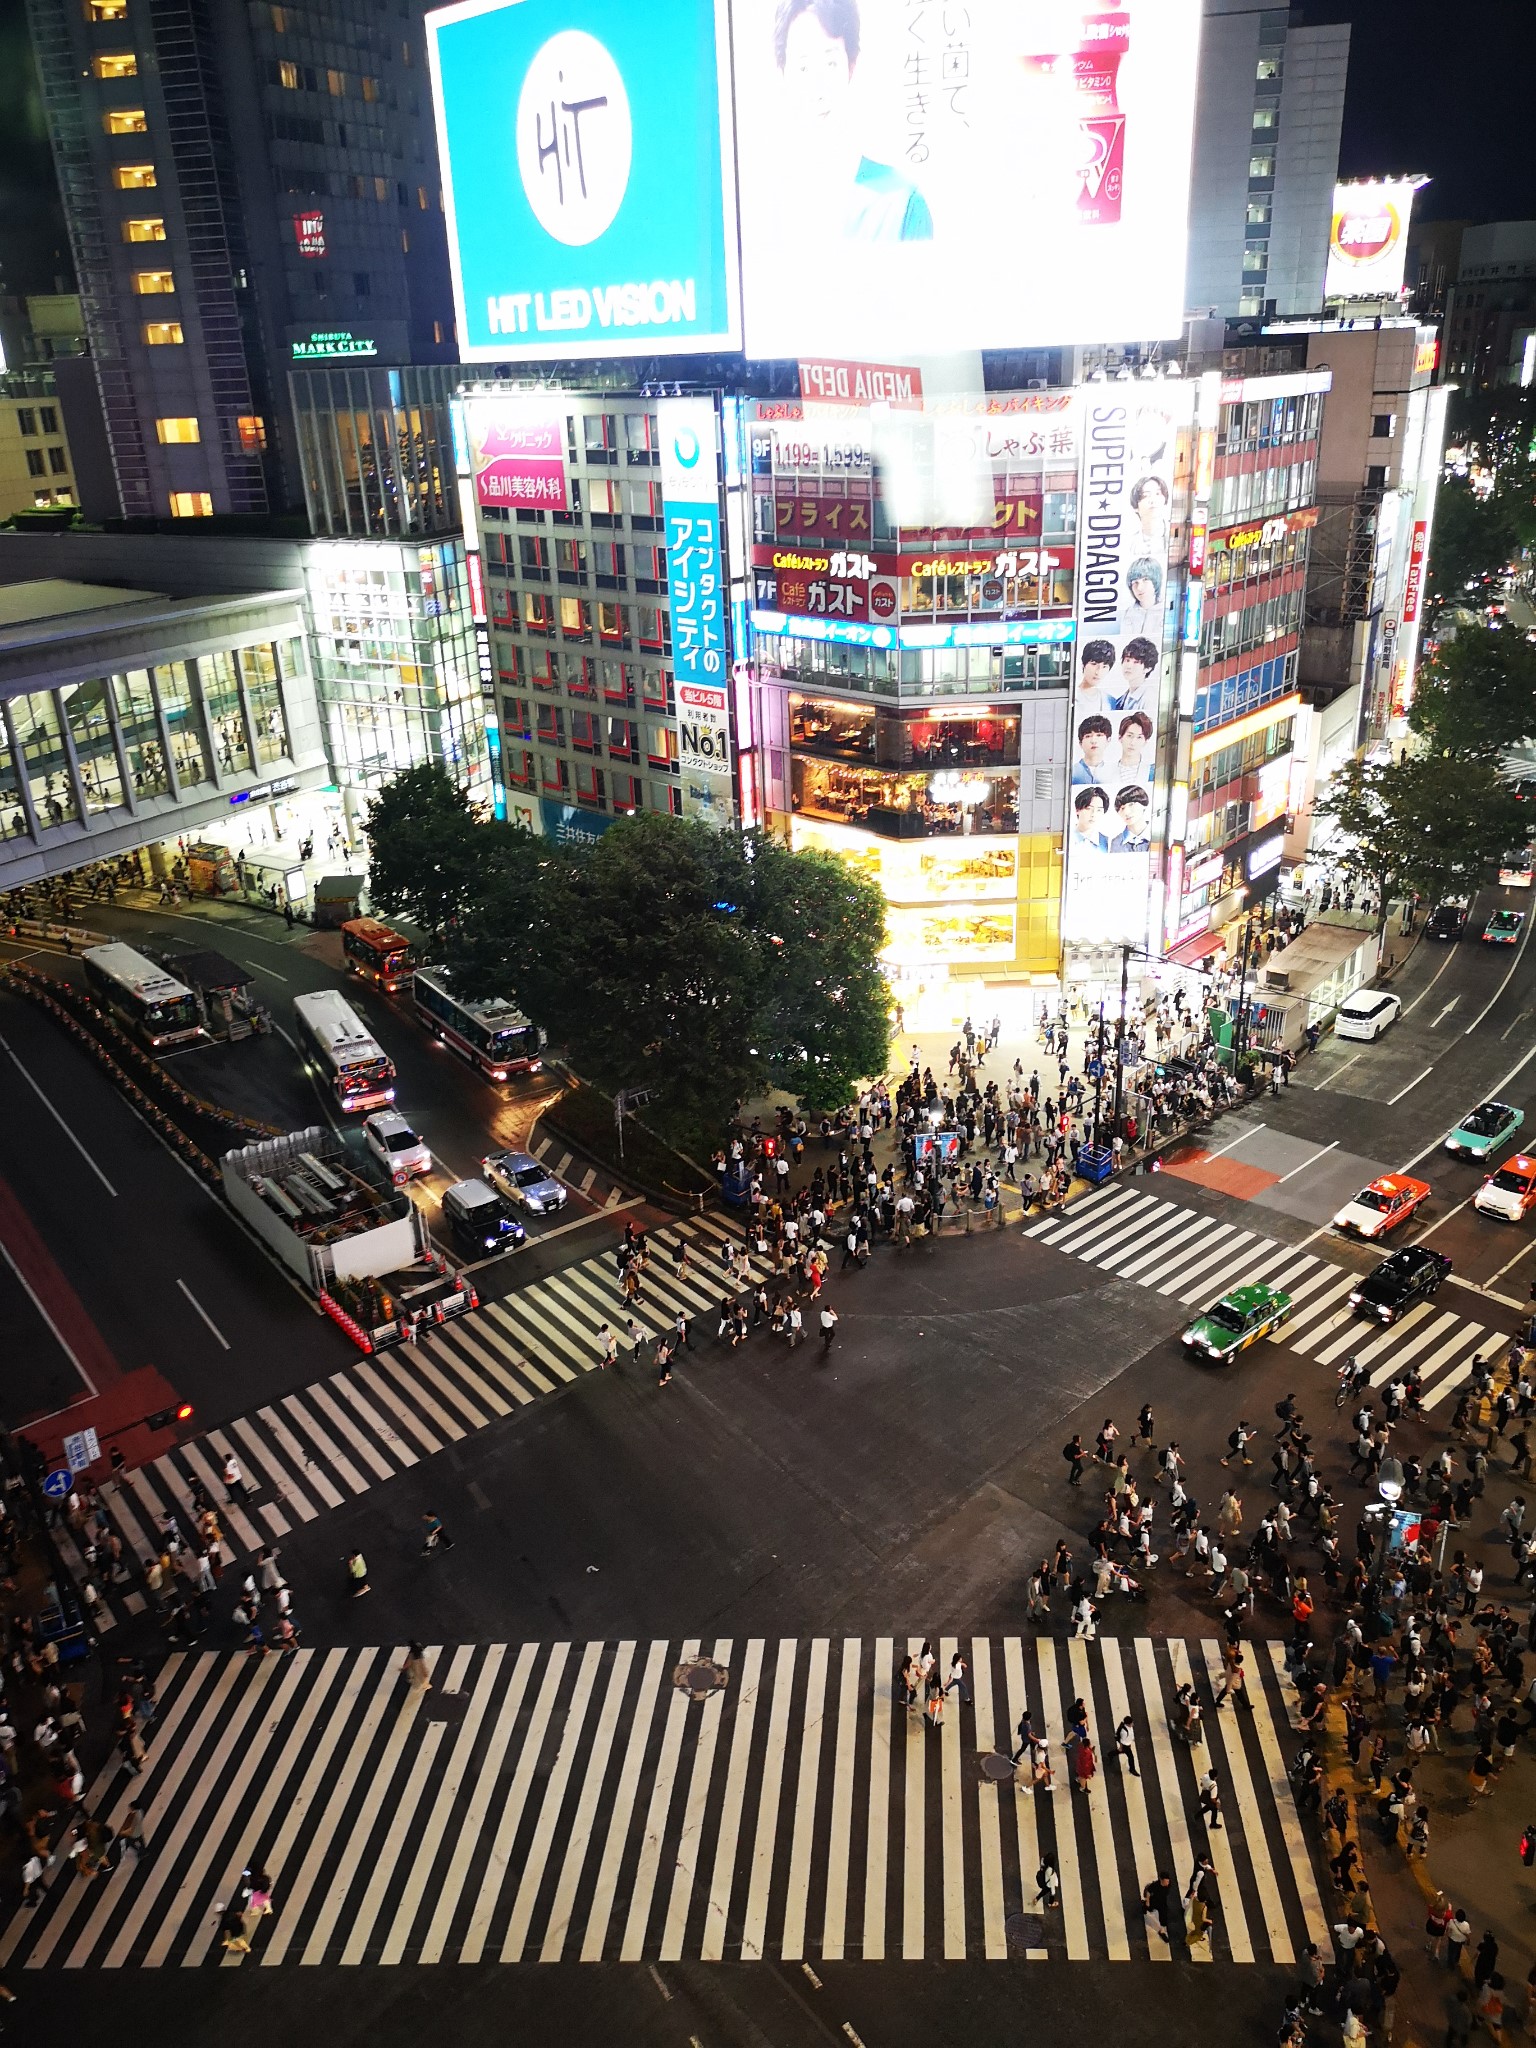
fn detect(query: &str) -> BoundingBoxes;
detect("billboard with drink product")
[731,0,1201,357]
[1325,179,1422,300]
[1062,385,1195,948]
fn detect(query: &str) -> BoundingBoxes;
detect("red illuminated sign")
[293,210,326,257]
[797,358,925,411]
[1401,520,1429,625]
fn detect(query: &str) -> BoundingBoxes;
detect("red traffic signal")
[144,1403,194,1431]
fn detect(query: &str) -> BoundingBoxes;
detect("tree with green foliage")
[739,833,890,1114]
[1313,754,1526,947]
[362,765,523,940]
[434,806,890,1152]
[1423,479,1524,616]
[1410,623,1536,757]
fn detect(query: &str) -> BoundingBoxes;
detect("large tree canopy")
[1410,623,1536,758]
[367,773,890,1150]
[1313,754,1526,943]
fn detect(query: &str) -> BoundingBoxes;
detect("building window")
[121,217,166,242]
[103,108,148,134]
[1256,55,1280,79]
[142,321,183,344]
[584,413,618,462]
[416,185,429,209]
[1366,465,1388,490]
[271,4,287,26]
[92,52,137,77]
[1248,154,1275,180]
[155,417,200,443]
[114,162,156,188]
[15,409,35,436]
[132,269,175,294]
[574,763,605,809]
[39,408,58,435]
[47,448,68,474]
[1246,201,1271,227]
[85,0,128,18]
[361,76,379,101]
[1251,107,1275,130]
[277,58,298,87]
[24,450,44,478]
[327,68,346,95]
[353,271,370,296]
[432,320,444,344]
[168,492,213,517]
[235,416,267,452]
[1371,413,1396,438]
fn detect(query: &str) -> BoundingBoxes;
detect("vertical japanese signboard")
[660,396,732,822]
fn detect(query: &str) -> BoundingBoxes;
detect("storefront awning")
[1168,928,1227,967]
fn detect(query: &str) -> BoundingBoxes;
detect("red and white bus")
[341,917,415,993]
[293,988,397,1111]
[414,965,544,1081]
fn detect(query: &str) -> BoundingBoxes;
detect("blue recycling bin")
[1077,1144,1115,1186]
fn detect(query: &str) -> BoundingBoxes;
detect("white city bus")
[293,988,397,1112]
[82,942,207,1050]
[414,966,544,1081]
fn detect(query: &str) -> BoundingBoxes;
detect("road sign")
[41,1470,71,1501]
[63,1428,100,1474]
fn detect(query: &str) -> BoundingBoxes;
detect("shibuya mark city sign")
[427,0,740,360]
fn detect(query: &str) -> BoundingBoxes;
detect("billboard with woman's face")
[731,0,1201,357]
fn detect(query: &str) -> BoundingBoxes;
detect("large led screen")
[427,0,740,360]
[732,0,1201,359]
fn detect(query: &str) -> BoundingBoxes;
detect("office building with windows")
[1186,1,1350,321]
[24,0,455,521]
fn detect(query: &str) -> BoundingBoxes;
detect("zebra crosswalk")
[2,1632,1329,1970]
[1025,1183,1500,1409]
[86,1215,770,1624]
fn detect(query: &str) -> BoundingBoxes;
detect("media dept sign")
[427,0,740,360]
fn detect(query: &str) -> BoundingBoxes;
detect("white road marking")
[1387,1066,1435,1106]
[1275,1139,1338,1185]
[176,1276,231,1350]
[0,1237,98,1397]
[0,1030,118,1195]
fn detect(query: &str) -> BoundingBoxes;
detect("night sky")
[1302,0,1536,221]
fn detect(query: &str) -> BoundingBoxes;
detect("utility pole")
[1110,941,1132,1140]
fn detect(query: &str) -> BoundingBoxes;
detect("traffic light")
[144,1403,194,1431]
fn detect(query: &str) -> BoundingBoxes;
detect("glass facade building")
[0,580,327,885]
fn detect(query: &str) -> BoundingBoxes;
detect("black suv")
[1425,900,1468,940]
[1349,1244,1451,1324]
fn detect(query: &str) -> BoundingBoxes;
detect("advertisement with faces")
[1063,389,1192,946]
[731,0,1200,357]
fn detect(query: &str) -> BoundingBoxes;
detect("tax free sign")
[427,0,740,360]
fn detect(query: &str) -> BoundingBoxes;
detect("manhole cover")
[1005,1911,1044,1954]
[981,1752,1017,1780]
[673,1657,729,1700]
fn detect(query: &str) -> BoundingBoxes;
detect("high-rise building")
[1185,1,1350,322]
[1442,223,1536,388]
[24,0,456,523]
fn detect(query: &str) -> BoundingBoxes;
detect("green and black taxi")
[1181,1282,1293,1363]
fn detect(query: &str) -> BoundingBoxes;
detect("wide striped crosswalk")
[86,1216,774,1625]
[1026,1184,1500,1408]
[4,1632,1328,1970]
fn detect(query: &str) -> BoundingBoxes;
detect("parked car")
[1334,988,1402,1042]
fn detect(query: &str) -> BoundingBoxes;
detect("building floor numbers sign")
[660,397,732,790]
[63,1428,100,1474]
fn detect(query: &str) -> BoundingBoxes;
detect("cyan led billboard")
[427,0,740,360]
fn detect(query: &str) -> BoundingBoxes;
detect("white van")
[1334,988,1402,1043]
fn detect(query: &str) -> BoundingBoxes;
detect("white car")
[1334,988,1402,1042]
[363,1110,432,1184]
